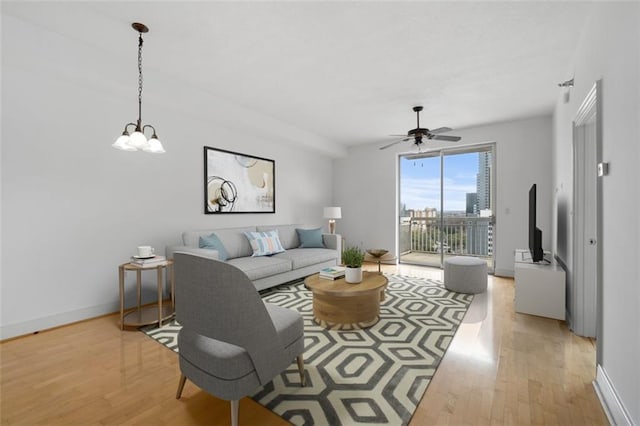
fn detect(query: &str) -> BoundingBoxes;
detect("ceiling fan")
[380,106,462,150]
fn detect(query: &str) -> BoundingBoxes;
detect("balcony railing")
[400,216,493,259]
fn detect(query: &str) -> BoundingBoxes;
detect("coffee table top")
[304,271,388,297]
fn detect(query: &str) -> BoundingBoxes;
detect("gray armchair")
[173,253,305,426]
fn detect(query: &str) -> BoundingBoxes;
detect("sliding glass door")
[398,145,495,271]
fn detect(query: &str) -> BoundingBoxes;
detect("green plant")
[342,246,364,268]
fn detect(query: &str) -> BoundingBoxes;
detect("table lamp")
[323,207,342,234]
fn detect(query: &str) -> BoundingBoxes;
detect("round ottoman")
[444,256,487,294]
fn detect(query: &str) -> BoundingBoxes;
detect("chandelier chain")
[137,33,144,126]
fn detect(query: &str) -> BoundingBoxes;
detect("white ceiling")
[3,1,593,155]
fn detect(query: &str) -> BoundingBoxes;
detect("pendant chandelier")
[112,23,166,154]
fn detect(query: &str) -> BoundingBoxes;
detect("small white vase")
[345,267,363,284]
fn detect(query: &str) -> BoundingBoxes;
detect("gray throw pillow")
[199,233,229,261]
[296,227,325,248]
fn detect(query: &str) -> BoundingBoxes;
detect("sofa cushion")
[244,230,286,257]
[273,248,337,269]
[198,233,229,261]
[178,328,253,380]
[256,225,301,250]
[227,256,292,281]
[215,227,257,259]
[183,227,256,259]
[264,303,304,350]
[296,227,325,248]
[177,301,301,381]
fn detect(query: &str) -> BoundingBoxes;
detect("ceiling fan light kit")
[112,22,166,154]
[380,106,461,151]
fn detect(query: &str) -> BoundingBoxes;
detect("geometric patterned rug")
[142,273,473,425]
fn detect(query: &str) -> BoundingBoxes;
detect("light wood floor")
[1,264,609,425]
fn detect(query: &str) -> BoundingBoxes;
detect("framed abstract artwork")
[203,146,275,214]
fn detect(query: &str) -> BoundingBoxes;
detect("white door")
[572,82,601,338]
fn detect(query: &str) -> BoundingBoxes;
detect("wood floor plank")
[1,264,609,425]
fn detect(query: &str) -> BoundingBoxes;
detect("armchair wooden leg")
[230,400,239,426]
[296,355,306,387]
[176,374,187,399]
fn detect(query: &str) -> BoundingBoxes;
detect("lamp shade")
[323,207,342,219]
[112,134,136,151]
[143,137,166,154]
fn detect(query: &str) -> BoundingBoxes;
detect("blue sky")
[400,152,478,212]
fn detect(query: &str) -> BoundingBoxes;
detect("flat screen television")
[528,184,544,262]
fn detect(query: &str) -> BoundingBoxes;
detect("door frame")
[397,143,496,272]
[571,81,602,353]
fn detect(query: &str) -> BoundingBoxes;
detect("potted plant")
[342,246,365,283]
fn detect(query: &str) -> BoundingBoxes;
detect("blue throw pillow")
[244,230,286,257]
[296,227,325,248]
[199,233,229,261]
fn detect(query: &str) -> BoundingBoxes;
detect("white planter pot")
[345,267,363,284]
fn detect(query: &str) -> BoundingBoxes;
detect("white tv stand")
[514,249,566,320]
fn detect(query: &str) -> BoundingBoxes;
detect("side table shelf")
[118,260,175,330]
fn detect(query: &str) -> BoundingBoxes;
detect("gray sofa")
[167,224,341,291]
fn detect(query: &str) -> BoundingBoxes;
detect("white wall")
[553,3,639,424]
[334,115,553,277]
[1,16,333,339]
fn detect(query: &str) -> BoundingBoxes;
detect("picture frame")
[203,146,275,214]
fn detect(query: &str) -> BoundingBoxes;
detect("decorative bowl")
[366,249,388,258]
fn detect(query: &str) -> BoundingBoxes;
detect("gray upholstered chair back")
[174,252,285,384]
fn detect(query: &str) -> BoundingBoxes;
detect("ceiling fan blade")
[389,134,410,137]
[380,139,409,150]
[429,127,453,134]
[432,134,462,142]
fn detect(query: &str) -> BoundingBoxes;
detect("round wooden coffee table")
[304,271,388,328]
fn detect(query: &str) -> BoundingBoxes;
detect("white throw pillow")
[244,230,286,257]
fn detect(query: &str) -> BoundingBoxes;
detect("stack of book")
[319,266,346,280]
[130,255,167,268]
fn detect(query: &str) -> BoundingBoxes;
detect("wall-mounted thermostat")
[597,162,609,177]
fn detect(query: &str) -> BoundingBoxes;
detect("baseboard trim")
[593,364,635,426]
[494,268,513,278]
[0,302,118,341]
